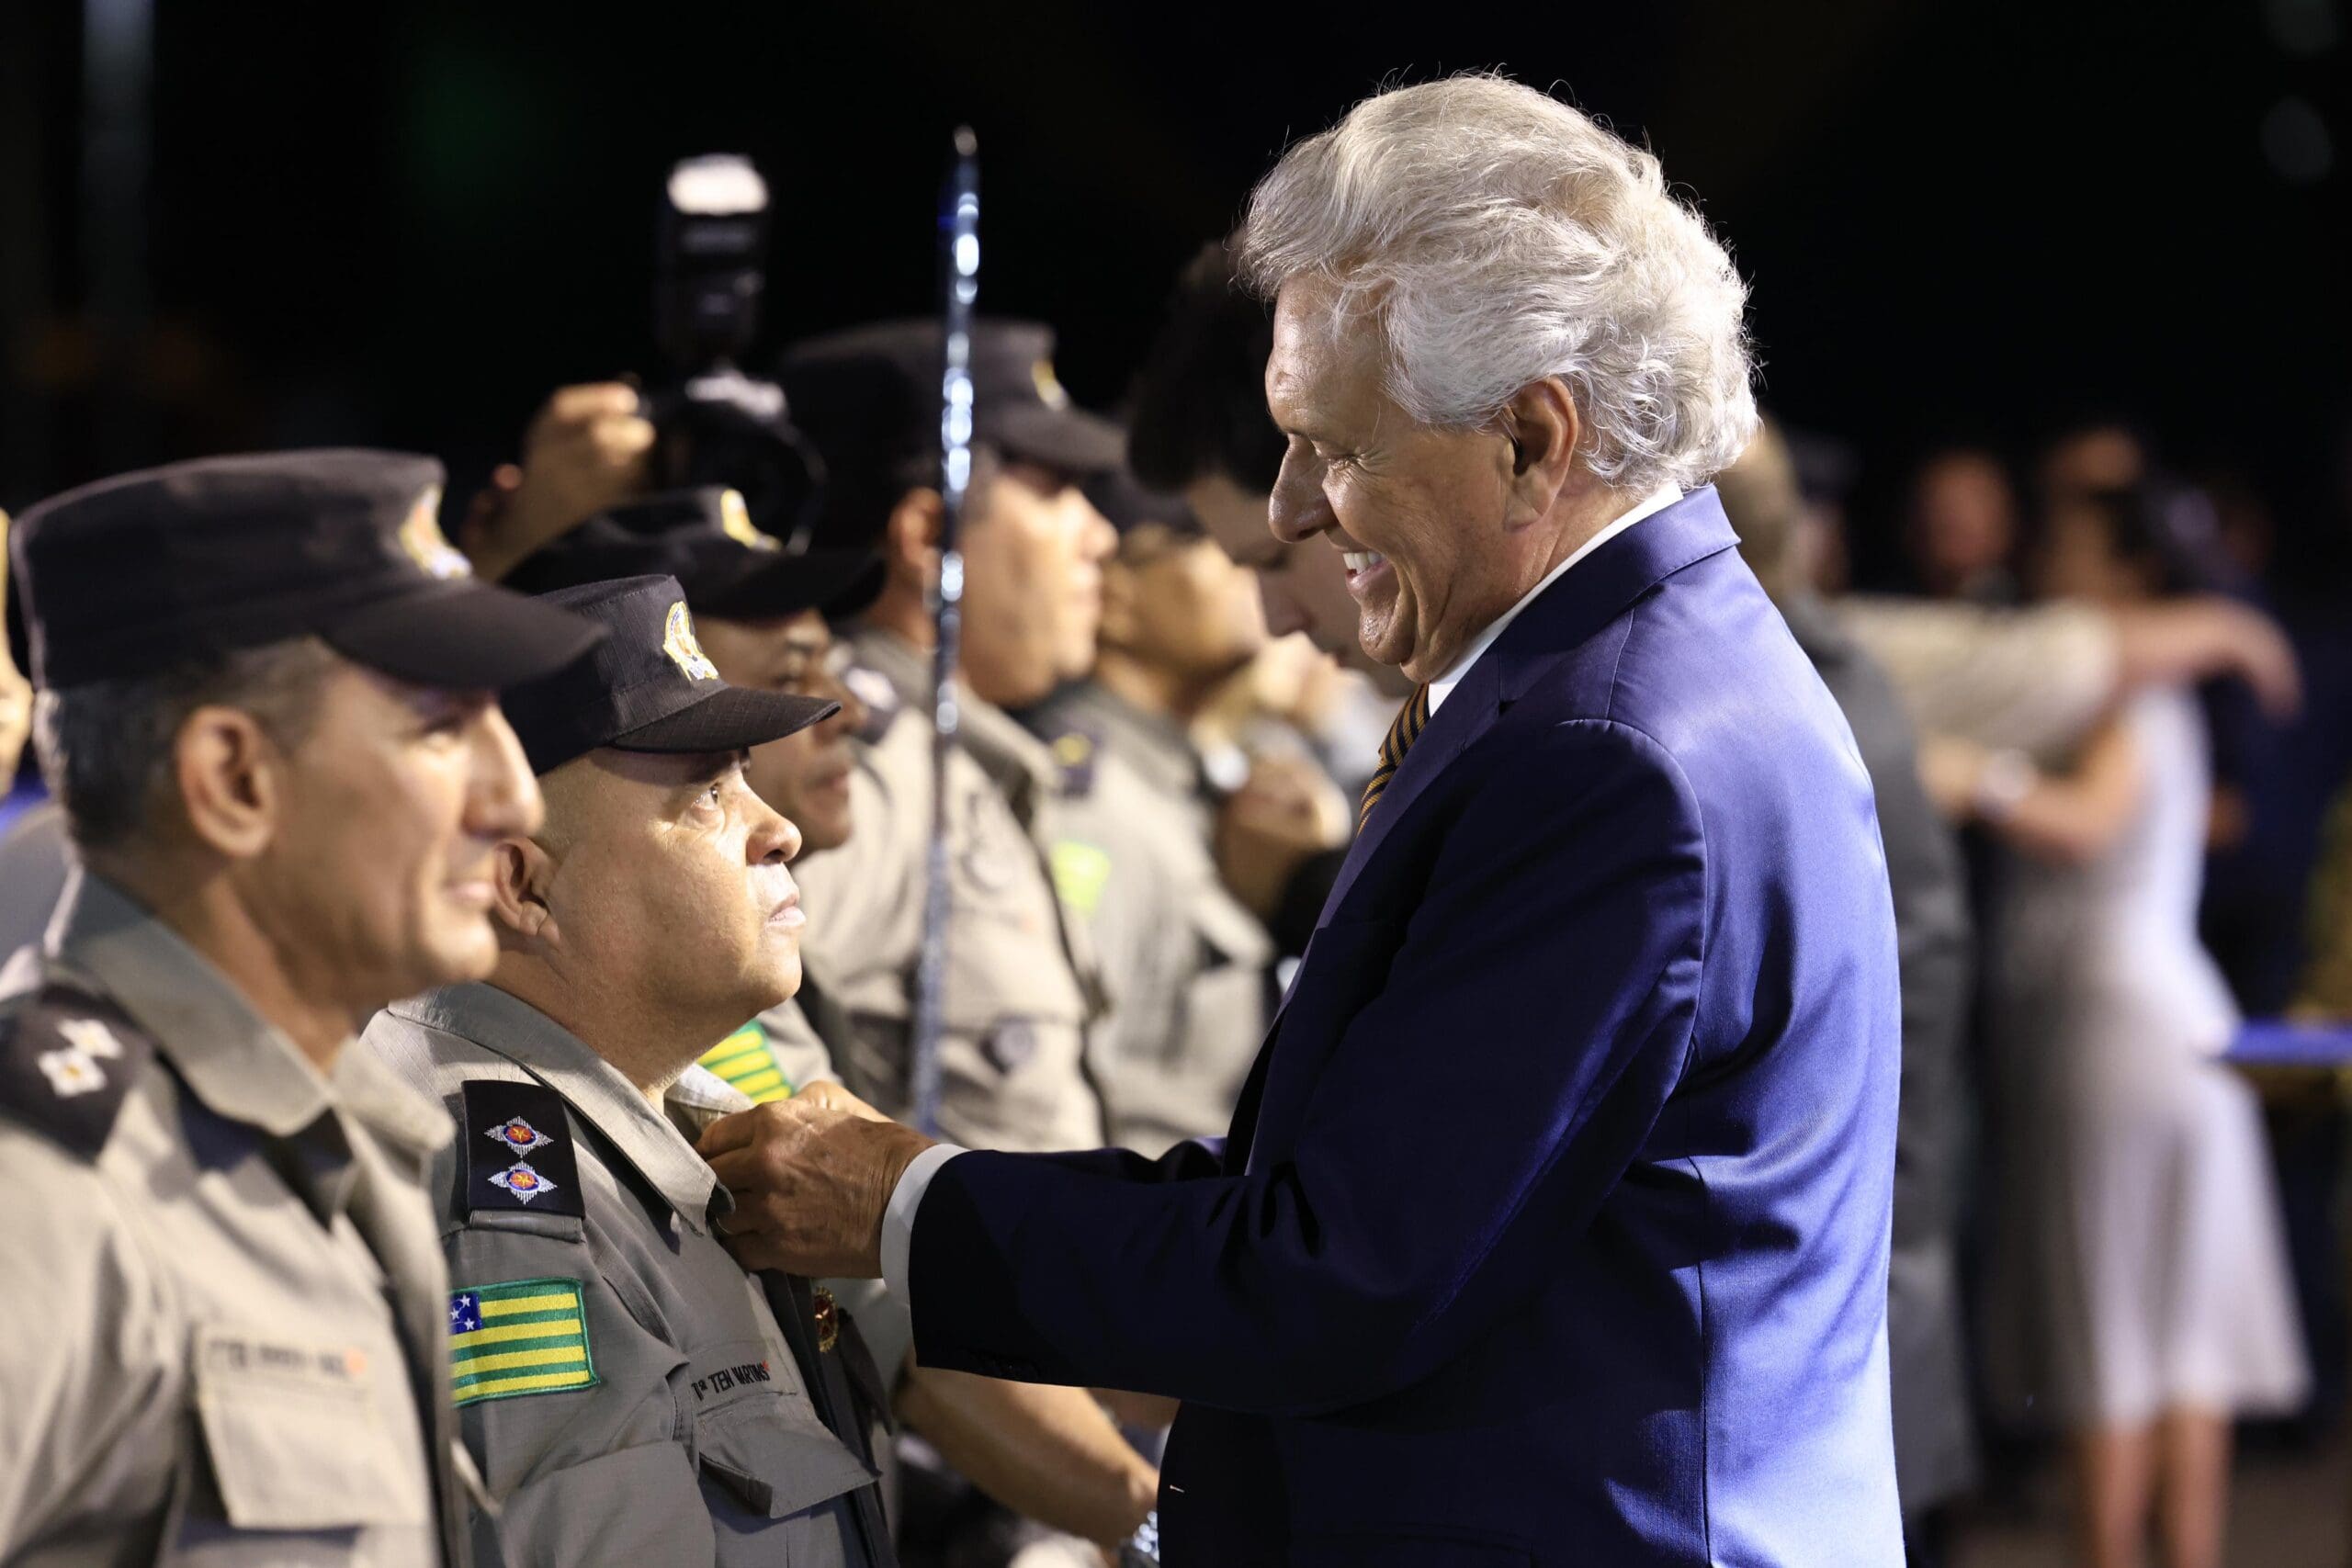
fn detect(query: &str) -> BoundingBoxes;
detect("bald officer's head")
[479,575,840,1094]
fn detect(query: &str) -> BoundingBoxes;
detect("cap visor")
[609,686,840,754]
[991,403,1127,476]
[323,581,605,692]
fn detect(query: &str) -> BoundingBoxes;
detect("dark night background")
[3,0,2349,578]
[6,9,2352,1547]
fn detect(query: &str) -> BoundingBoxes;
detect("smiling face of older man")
[1241,73,1758,684]
[1265,274,1598,683]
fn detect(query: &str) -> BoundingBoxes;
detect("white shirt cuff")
[881,1143,967,1320]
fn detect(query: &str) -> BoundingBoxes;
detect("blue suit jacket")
[909,491,1905,1566]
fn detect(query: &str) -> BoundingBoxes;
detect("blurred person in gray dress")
[1926,484,2307,1568]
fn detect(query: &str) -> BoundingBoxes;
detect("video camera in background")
[646,154,824,550]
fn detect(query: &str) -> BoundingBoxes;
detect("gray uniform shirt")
[1025,682,1272,1155]
[795,629,1106,1153]
[362,984,883,1568]
[0,873,467,1568]
[0,801,73,962]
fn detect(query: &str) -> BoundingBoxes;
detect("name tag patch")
[201,1329,371,1388]
[447,1277,599,1406]
[690,1359,774,1403]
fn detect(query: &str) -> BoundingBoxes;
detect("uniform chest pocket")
[191,1324,430,1531]
[687,1336,876,1521]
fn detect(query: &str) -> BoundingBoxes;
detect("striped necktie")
[1359,682,1433,832]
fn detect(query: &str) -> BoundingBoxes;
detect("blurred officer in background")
[362,576,895,1568]
[503,484,1160,1558]
[1125,243,1387,961]
[1128,242,1404,706]
[1024,474,1273,1156]
[0,505,65,957]
[774,319,1120,1156]
[1717,424,1980,1565]
[766,321,1150,1564]
[0,451,598,1565]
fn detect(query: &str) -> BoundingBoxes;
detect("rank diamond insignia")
[490,1161,559,1203]
[486,1116,552,1156]
[56,1018,126,1059]
[37,1048,107,1098]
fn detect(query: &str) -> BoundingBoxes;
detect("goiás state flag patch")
[447,1277,598,1406]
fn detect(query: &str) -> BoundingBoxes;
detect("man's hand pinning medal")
[698,1083,934,1279]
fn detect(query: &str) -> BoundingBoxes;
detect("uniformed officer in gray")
[0,450,599,1566]
[360,575,893,1568]
[499,497,1165,1553]
[1025,476,1275,1155]
[502,485,886,1106]
[774,320,1121,1155]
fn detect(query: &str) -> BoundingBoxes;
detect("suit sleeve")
[908,718,1707,1416]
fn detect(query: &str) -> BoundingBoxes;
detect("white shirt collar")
[1427,485,1681,714]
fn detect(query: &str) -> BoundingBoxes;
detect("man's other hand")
[1216,754,1345,920]
[697,1093,933,1278]
[460,382,656,580]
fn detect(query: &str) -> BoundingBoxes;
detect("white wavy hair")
[1238,73,1758,495]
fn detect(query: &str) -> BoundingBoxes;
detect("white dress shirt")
[878,484,1686,1313]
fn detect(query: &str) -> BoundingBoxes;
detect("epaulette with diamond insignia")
[0,982,155,1160]
[459,1079,584,1219]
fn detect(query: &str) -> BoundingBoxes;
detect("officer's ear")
[884,489,944,594]
[174,706,288,861]
[491,836,559,948]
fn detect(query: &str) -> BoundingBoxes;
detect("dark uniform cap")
[778,318,1124,549]
[504,486,884,623]
[7,449,603,690]
[1083,470,1206,541]
[501,575,841,775]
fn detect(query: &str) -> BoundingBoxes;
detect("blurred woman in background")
[1929,484,2308,1568]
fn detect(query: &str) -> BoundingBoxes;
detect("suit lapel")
[1316,652,1503,927]
[1231,489,1744,1171]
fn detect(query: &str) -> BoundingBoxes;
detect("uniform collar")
[851,625,1058,818]
[390,982,727,1233]
[53,869,451,1155]
[1044,681,1202,801]
[848,624,933,710]
[662,1062,754,1144]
